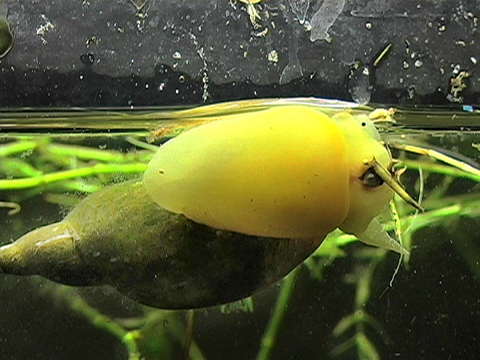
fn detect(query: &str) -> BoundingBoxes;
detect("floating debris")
[130,0,148,11]
[36,14,55,44]
[448,70,470,103]
[0,201,20,216]
[279,34,303,85]
[288,0,311,24]
[267,49,278,63]
[348,62,372,104]
[372,43,392,67]
[310,0,345,42]
[238,0,262,27]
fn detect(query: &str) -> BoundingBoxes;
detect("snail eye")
[362,168,384,188]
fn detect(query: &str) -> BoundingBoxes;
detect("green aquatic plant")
[1,105,480,359]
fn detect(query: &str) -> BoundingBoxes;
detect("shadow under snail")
[0,105,421,309]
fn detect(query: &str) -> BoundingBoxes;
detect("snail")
[0,104,421,309]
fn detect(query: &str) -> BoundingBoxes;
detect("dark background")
[1,0,480,107]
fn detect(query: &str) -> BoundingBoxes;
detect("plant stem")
[256,268,299,360]
[0,140,38,157]
[166,314,206,360]
[58,288,141,360]
[44,143,153,163]
[399,159,480,182]
[0,163,147,190]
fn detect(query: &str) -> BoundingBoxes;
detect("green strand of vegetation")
[256,268,299,360]
[166,315,206,360]
[62,290,141,360]
[0,140,38,157]
[44,143,153,163]
[0,163,148,190]
[0,158,44,177]
[399,159,480,182]
[330,254,387,359]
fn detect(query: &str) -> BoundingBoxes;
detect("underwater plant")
[1,99,479,359]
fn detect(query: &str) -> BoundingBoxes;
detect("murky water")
[1,104,480,360]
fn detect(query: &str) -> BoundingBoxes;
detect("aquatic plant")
[1,104,479,359]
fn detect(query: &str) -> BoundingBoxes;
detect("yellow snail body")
[144,106,415,252]
[0,105,418,309]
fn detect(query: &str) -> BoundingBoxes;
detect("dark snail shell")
[0,180,322,309]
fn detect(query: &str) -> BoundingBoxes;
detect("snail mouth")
[366,157,424,212]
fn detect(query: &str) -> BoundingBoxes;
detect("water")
[1,104,480,360]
